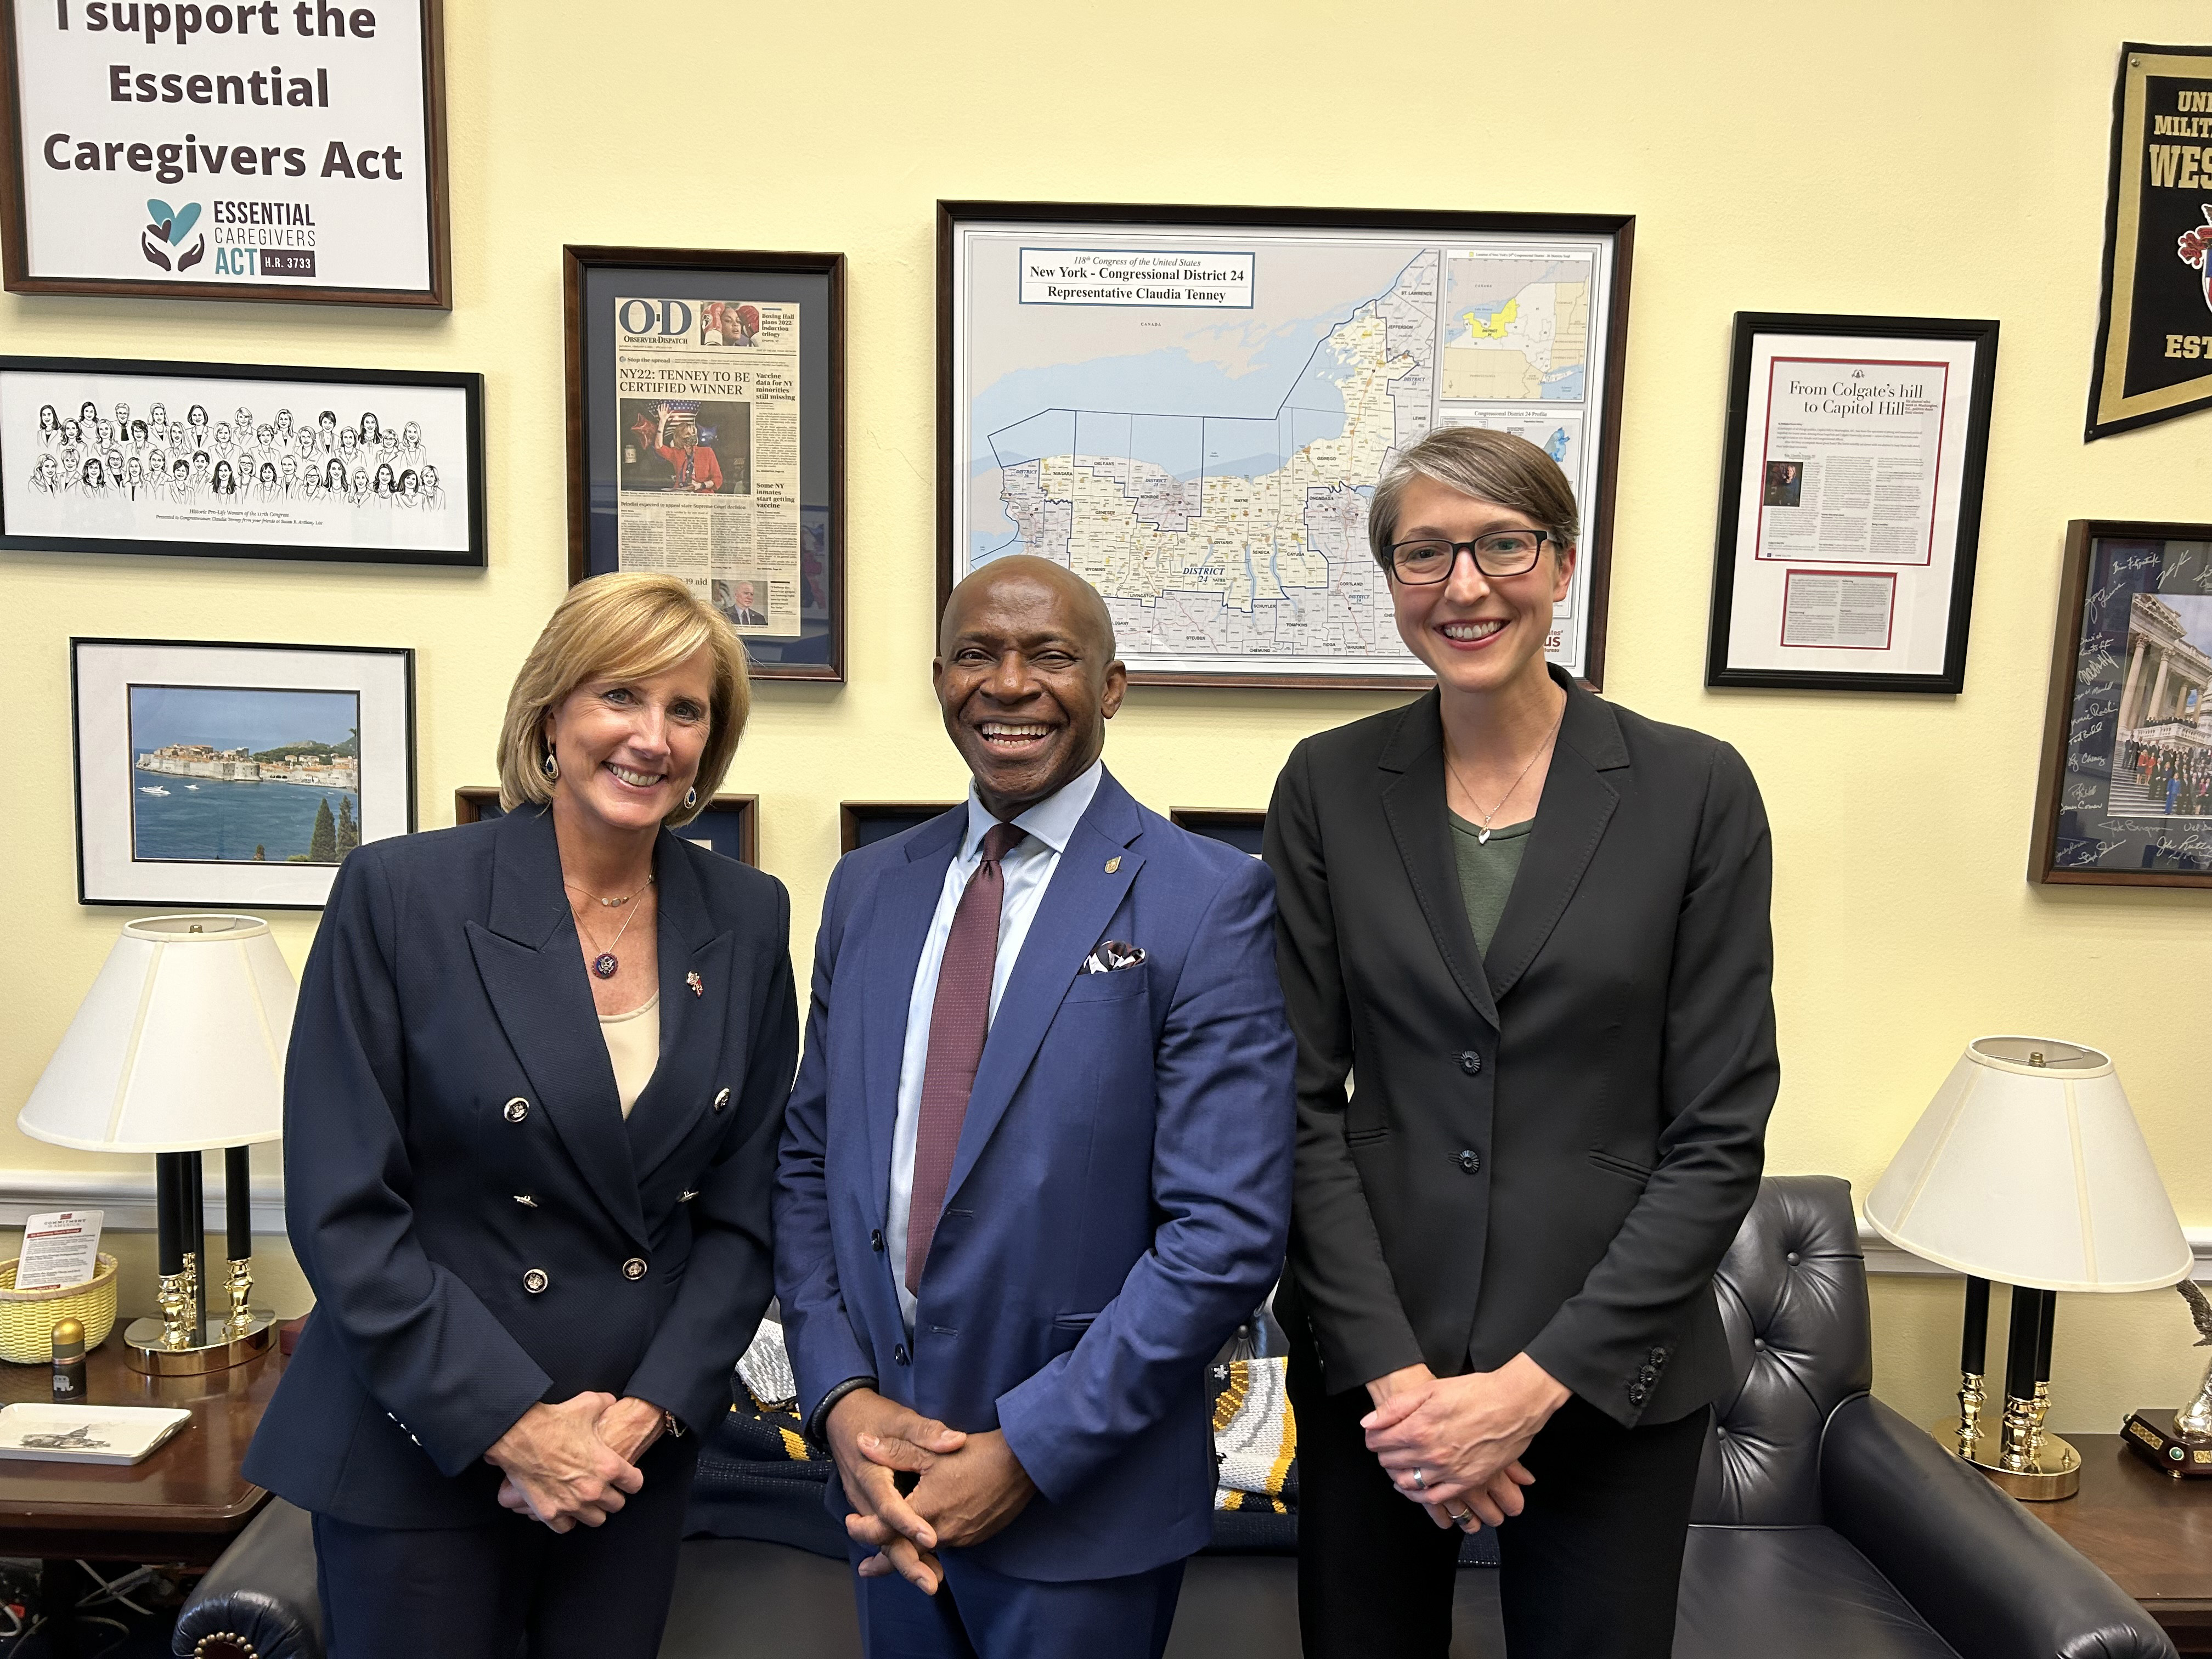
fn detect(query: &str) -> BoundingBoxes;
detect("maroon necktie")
[906,821,1025,1293]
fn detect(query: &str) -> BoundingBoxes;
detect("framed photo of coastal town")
[938,201,1633,689]
[2031,520,2212,887]
[0,356,484,566]
[564,245,847,680]
[71,637,415,907]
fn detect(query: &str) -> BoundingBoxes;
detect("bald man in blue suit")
[774,557,1294,1659]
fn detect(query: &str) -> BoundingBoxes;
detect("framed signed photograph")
[1,356,484,566]
[71,636,415,907]
[939,200,1633,689]
[1,0,451,306]
[1705,313,1999,694]
[2087,43,2212,440]
[565,245,845,681]
[2030,520,2212,887]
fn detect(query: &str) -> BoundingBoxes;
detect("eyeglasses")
[1386,531,1556,584]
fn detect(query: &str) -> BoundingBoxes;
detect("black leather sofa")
[174,1176,2176,1657]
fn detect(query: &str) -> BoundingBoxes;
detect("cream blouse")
[598,992,661,1119]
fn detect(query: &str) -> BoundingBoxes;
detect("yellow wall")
[4,0,2208,1432]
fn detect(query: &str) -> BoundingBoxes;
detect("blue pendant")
[592,952,619,979]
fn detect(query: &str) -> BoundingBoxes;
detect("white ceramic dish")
[0,1403,191,1464]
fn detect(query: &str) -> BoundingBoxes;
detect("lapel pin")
[686,970,703,998]
[1104,856,1121,873]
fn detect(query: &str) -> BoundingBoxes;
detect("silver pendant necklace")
[1446,705,1564,843]
[567,873,653,979]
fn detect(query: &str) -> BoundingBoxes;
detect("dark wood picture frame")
[1168,806,1265,856]
[563,245,845,681]
[71,636,416,908]
[936,200,1633,690]
[2030,518,2212,888]
[0,0,452,307]
[455,785,758,867]
[839,801,957,855]
[1705,312,1999,695]
[2,354,486,566]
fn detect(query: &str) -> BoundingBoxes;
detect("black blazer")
[1262,669,1778,1428]
[242,805,798,1527]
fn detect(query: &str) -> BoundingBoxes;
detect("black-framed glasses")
[1386,531,1555,584]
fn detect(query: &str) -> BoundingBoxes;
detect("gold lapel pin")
[1104,856,1121,874]
[686,970,703,997]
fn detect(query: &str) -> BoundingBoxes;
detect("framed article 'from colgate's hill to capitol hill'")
[0,0,450,307]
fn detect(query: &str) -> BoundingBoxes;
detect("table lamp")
[1866,1035,2190,1499]
[18,915,292,1374]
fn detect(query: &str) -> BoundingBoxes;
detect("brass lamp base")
[1928,1415,2082,1500]
[122,1310,275,1375]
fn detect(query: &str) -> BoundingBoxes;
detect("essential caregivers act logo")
[140,197,205,271]
[2181,206,2212,312]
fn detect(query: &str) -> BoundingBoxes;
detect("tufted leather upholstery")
[173,1495,323,1658]
[1678,1175,2176,1659]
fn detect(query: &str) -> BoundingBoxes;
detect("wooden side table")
[2030,1431,2212,1653]
[0,1333,284,1566]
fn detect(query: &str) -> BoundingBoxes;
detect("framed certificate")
[564,245,845,681]
[939,200,1634,689]
[1705,313,1999,694]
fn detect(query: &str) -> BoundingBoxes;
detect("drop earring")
[541,748,560,781]
[684,786,698,810]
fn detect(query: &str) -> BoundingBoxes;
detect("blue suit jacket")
[244,805,798,1527]
[774,769,1294,1582]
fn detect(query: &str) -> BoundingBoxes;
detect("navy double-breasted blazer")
[244,804,798,1528]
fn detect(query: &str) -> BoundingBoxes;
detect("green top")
[1447,809,1532,958]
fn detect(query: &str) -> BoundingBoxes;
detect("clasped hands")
[826,1387,1036,1595]
[1362,1352,1568,1532]
[485,1392,667,1533]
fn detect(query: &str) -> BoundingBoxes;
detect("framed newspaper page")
[2087,44,2212,441]
[1,354,484,565]
[1705,313,1999,695]
[938,200,1634,690]
[0,0,451,306]
[565,245,845,682]
[2030,518,2212,888]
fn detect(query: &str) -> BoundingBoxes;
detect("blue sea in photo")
[131,769,359,864]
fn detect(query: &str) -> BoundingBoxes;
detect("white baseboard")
[0,1167,285,1233]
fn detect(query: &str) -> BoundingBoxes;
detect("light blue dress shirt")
[886,760,1104,1327]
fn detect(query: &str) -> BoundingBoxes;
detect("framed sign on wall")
[565,245,845,681]
[939,200,1633,689]
[0,355,485,565]
[1705,312,1999,694]
[0,0,450,306]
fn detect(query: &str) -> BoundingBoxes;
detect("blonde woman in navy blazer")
[245,573,798,1659]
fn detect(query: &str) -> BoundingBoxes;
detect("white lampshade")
[1866,1035,2190,1294]
[20,915,294,1153]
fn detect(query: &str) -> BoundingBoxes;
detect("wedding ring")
[1447,1506,1472,1526]
[1412,1467,1428,1492]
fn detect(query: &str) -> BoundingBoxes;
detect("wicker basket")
[0,1254,120,1363]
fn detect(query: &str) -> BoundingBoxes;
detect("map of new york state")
[987,252,1443,668]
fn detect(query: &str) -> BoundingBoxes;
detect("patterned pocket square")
[1081,940,1148,974]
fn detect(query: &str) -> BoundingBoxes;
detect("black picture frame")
[1168,807,1265,856]
[454,785,758,868]
[71,636,416,908]
[564,245,845,681]
[938,200,1633,690]
[1,355,486,567]
[2030,519,2212,887]
[839,802,957,854]
[0,0,453,308]
[1705,312,1999,695]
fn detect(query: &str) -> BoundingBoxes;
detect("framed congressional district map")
[938,202,1633,688]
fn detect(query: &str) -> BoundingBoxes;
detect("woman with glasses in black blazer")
[1264,426,1779,1658]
